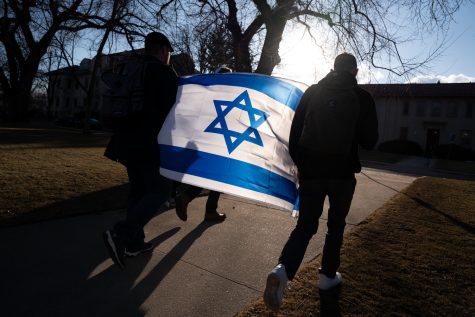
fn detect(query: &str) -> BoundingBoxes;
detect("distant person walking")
[103,32,179,269]
[174,66,233,222]
[264,53,379,310]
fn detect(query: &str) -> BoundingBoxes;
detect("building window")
[431,102,441,117]
[460,130,472,147]
[402,101,409,116]
[400,127,408,140]
[68,79,72,89]
[446,102,458,118]
[65,97,70,108]
[75,80,79,89]
[55,97,60,109]
[74,98,78,109]
[416,103,426,117]
[466,102,474,118]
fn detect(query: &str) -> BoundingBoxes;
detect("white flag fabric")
[158,73,307,211]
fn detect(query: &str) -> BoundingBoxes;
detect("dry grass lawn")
[1,123,474,316]
[0,123,128,227]
[237,177,475,316]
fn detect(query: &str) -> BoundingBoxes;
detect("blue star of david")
[204,90,269,154]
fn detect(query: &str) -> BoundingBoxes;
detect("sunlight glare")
[273,24,385,84]
[272,25,332,85]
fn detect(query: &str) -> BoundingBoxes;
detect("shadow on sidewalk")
[0,211,218,317]
[102,221,219,316]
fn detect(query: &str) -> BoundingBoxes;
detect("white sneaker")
[264,264,288,311]
[319,272,342,290]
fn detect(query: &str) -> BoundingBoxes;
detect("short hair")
[144,32,174,52]
[334,53,357,73]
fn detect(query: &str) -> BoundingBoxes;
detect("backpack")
[101,58,147,120]
[298,84,360,157]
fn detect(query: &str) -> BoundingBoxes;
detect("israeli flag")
[158,73,307,211]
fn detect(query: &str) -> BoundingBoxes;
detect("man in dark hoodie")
[264,53,378,310]
[102,32,179,269]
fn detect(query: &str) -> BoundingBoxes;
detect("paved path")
[0,168,415,317]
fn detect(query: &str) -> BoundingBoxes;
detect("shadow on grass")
[0,184,130,228]
[361,172,475,236]
[319,286,341,317]
[0,125,111,148]
[409,196,475,235]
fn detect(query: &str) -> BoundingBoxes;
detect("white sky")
[273,2,475,85]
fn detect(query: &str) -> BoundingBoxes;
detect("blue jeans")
[278,177,356,279]
[114,165,171,248]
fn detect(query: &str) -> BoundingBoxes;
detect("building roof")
[47,65,89,76]
[360,83,475,98]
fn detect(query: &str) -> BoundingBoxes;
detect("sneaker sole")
[103,231,125,269]
[204,215,226,222]
[124,246,154,257]
[263,272,282,311]
[319,282,342,292]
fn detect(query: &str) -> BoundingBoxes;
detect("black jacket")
[104,54,179,167]
[289,71,378,179]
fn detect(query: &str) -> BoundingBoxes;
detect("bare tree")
[0,0,158,122]
[38,49,63,118]
[156,0,470,76]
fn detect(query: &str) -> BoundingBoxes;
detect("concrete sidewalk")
[0,168,415,317]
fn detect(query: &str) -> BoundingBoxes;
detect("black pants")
[114,165,171,248]
[278,177,356,279]
[184,185,221,214]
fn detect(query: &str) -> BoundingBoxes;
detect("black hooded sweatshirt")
[289,71,379,179]
[104,54,179,167]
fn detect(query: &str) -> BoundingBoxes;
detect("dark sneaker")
[125,242,155,257]
[175,193,190,221]
[264,264,288,311]
[204,212,226,222]
[103,230,125,269]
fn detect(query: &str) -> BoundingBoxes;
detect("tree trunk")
[233,40,253,72]
[83,0,120,133]
[5,85,32,122]
[3,50,45,122]
[255,17,287,75]
[83,28,111,134]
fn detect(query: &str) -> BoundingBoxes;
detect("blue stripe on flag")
[179,73,303,111]
[160,144,297,204]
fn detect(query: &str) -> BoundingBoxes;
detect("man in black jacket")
[264,53,378,310]
[103,32,179,269]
